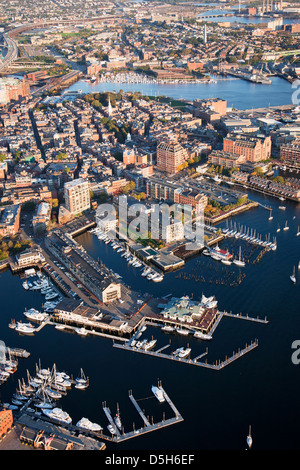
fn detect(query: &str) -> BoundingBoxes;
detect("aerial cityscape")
[0,0,299,454]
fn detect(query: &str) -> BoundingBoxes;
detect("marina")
[0,185,299,449]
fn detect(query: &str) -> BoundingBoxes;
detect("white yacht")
[283,221,289,231]
[15,322,35,334]
[247,425,253,449]
[143,339,157,351]
[45,291,59,300]
[24,309,49,322]
[43,407,72,425]
[290,267,296,284]
[161,325,174,333]
[76,417,102,432]
[194,331,212,340]
[74,327,88,336]
[178,347,191,359]
[107,424,117,435]
[176,328,190,336]
[151,385,165,403]
[200,294,218,309]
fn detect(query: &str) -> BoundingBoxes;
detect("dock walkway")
[113,339,259,370]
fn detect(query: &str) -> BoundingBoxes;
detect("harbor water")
[0,187,300,449]
[65,75,296,110]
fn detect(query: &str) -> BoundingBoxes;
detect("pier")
[113,339,259,370]
[128,391,151,427]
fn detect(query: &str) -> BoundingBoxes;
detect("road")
[0,32,18,73]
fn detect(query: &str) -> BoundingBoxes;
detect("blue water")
[1,186,300,449]
[66,76,295,110]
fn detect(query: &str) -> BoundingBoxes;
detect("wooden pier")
[220,311,268,324]
[128,391,150,427]
[102,405,121,437]
[113,339,259,370]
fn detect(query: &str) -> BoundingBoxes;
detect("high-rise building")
[0,77,30,105]
[64,178,90,216]
[156,139,189,174]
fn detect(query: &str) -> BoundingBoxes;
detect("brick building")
[223,134,271,162]
[0,77,30,105]
[156,139,189,174]
[0,409,13,438]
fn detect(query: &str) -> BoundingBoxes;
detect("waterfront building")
[16,249,45,268]
[46,231,122,303]
[64,178,91,216]
[0,410,13,439]
[223,133,272,162]
[208,150,247,169]
[280,140,300,167]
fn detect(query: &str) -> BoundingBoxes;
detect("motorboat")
[161,325,174,333]
[107,424,117,435]
[176,328,190,336]
[200,294,218,309]
[283,221,289,231]
[15,322,35,335]
[247,425,253,449]
[178,347,191,359]
[151,385,165,403]
[143,339,157,351]
[76,418,102,432]
[74,327,88,336]
[45,291,59,300]
[24,309,49,322]
[194,331,212,340]
[290,266,296,284]
[43,407,72,425]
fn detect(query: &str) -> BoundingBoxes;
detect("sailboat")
[247,425,253,449]
[114,404,122,430]
[283,221,289,231]
[290,266,296,284]
[75,368,89,389]
[276,224,280,233]
[268,210,273,221]
[296,226,300,236]
[233,247,245,267]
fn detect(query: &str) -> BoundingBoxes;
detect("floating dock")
[113,339,259,370]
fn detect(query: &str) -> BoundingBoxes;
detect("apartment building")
[280,140,300,167]
[223,133,272,162]
[64,178,90,216]
[156,139,189,174]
